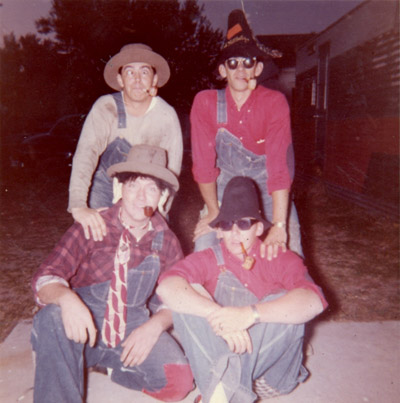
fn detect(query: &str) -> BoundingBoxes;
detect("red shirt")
[190,86,294,194]
[32,201,183,296]
[159,239,328,309]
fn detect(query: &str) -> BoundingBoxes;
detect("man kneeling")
[31,145,193,403]
[157,176,328,403]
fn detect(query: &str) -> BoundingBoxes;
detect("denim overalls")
[31,231,190,403]
[89,92,132,209]
[173,244,307,403]
[195,89,303,256]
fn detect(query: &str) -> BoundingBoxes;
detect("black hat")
[209,176,271,230]
[217,9,282,65]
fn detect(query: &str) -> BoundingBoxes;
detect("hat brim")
[107,161,179,191]
[104,48,170,91]
[209,212,271,231]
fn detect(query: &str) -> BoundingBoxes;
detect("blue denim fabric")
[31,231,189,403]
[194,89,303,256]
[172,245,307,403]
[88,137,132,209]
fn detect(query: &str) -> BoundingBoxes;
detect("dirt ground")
[1,154,399,342]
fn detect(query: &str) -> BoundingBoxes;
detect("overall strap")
[217,89,227,125]
[111,92,127,129]
[211,243,225,269]
[151,230,164,253]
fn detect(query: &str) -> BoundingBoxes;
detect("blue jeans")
[172,259,307,403]
[31,236,192,402]
[89,137,131,209]
[195,127,303,257]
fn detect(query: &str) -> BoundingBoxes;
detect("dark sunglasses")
[226,57,257,70]
[218,218,258,231]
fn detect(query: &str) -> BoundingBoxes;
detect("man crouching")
[31,145,193,403]
[157,176,327,403]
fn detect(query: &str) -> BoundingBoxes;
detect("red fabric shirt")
[32,201,183,296]
[159,239,328,309]
[190,86,294,194]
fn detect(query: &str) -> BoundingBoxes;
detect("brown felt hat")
[104,43,170,90]
[107,144,179,191]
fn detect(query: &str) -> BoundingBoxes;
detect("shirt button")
[244,283,248,287]
[239,120,243,124]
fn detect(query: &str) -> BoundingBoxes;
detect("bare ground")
[1,157,399,342]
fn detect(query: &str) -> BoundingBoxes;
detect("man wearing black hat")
[69,43,183,242]
[31,145,193,403]
[158,176,327,402]
[191,10,302,261]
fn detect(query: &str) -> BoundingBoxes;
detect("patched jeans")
[31,252,192,403]
[172,271,308,403]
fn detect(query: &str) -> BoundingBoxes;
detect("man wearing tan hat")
[69,43,183,242]
[190,10,303,261]
[31,145,193,403]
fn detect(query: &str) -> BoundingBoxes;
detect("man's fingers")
[260,242,266,258]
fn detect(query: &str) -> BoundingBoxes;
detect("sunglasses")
[226,57,257,70]
[218,218,258,232]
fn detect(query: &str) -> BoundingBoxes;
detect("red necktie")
[102,229,130,348]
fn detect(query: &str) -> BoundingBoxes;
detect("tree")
[36,0,224,112]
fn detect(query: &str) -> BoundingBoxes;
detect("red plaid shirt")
[32,201,183,299]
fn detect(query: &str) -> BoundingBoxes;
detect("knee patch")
[143,363,193,402]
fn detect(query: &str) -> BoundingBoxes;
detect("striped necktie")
[102,228,130,348]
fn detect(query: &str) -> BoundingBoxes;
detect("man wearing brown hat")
[191,10,302,260]
[69,43,183,242]
[157,176,327,402]
[31,145,193,403]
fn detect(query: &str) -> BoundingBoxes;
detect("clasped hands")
[207,306,255,355]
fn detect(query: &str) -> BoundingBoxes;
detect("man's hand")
[193,212,218,242]
[59,292,97,347]
[260,225,287,261]
[71,207,107,241]
[221,330,253,354]
[120,320,162,367]
[207,306,254,335]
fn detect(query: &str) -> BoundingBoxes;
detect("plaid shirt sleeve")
[31,223,90,302]
[159,228,184,275]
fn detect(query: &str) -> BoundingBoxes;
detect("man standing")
[157,176,327,402]
[69,43,183,241]
[31,145,193,403]
[191,10,302,259]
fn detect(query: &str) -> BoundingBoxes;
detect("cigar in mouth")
[240,242,255,270]
[144,206,154,217]
[246,77,257,90]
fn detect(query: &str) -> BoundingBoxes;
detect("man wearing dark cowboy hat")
[191,9,303,260]
[31,145,193,403]
[69,43,183,242]
[157,176,327,403]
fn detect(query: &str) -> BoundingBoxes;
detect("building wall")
[293,0,399,213]
[296,0,399,75]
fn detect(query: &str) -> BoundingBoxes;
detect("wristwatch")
[250,304,261,324]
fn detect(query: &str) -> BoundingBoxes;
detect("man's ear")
[218,64,227,79]
[255,61,264,78]
[152,73,159,88]
[117,74,124,89]
[216,228,224,239]
[256,222,264,236]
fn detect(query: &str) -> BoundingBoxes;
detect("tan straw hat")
[107,144,179,191]
[103,43,171,90]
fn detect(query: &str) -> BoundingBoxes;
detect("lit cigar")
[240,242,255,270]
[144,206,154,217]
